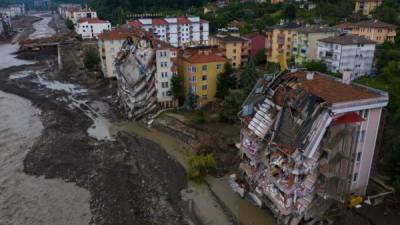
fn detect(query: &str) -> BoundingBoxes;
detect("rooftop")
[213,34,249,43]
[286,71,382,104]
[181,48,226,63]
[318,34,375,45]
[295,25,340,34]
[353,20,396,29]
[98,27,135,40]
[78,18,109,24]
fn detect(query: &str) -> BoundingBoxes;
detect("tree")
[215,62,236,100]
[302,60,328,73]
[65,19,74,30]
[83,48,100,69]
[254,48,266,66]
[171,74,185,105]
[220,89,246,122]
[239,59,258,96]
[283,3,297,21]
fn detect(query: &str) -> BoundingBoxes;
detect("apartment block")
[317,34,376,79]
[355,0,382,15]
[265,23,300,63]
[76,18,111,39]
[179,47,226,107]
[292,26,339,65]
[336,20,397,44]
[0,4,25,18]
[58,4,81,19]
[70,8,98,24]
[209,30,249,68]
[244,32,267,58]
[234,70,388,225]
[127,16,209,47]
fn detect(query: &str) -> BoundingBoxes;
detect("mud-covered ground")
[0,14,192,225]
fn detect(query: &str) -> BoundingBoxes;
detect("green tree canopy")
[171,74,185,105]
[215,62,236,100]
[83,47,100,69]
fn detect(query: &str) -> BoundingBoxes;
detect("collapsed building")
[234,70,388,224]
[114,28,178,120]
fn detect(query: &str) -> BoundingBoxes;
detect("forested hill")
[87,0,209,24]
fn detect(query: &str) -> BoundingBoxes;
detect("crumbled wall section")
[115,35,158,120]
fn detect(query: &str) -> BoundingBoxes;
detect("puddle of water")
[0,44,35,70]
[29,15,55,39]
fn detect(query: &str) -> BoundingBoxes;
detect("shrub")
[191,110,205,125]
[188,154,217,182]
[83,48,100,69]
[65,19,74,30]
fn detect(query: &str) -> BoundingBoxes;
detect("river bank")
[0,12,280,225]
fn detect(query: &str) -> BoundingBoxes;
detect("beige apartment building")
[355,0,383,15]
[336,20,397,44]
[265,23,300,63]
[209,31,249,68]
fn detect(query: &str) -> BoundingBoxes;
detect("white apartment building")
[58,4,81,19]
[317,34,376,80]
[127,16,209,47]
[0,4,25,18]
[76,18,111,39]
[155,45,178,107]
[98,28,133,78]
[71,8,97,24]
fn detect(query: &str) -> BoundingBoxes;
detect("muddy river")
[0,13,277,225]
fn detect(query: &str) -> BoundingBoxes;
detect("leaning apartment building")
[235,70,388,224]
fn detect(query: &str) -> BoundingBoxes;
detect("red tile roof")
[288,71,381,103]
[152,18,168,25]
[182,48,226,64]
[78,18,109,24]
[127,20,143,27]
[98,28,135,40]
[177,16,192,24]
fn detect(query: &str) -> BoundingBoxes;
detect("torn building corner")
[235,70,389,225]
[114,29,169,120]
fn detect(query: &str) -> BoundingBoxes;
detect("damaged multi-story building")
[114,28,178,120]
[234,70,388,224]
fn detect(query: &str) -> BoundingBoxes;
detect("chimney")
[342,70,352,84]
[306,71,315,80]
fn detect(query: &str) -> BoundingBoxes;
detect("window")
[161,72,168,78]
[202,94,208,100]
[161,82,169,88]
[202,65,208,71]
[202,75,207,81]
[202,85,207,90]
[216,64,222,70]
[353,173,358,182]
[362,110,369,119]
[357,152,362,162]
[360,130,366,142]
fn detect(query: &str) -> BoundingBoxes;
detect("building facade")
[209,31,249,68]
[179,48,226,107]
[355,0,383,15]
[155,46,178,107]
[317,34,376,79]
[58,4,81,19]
[292,26,339,65]
[235,70,388,224]
[265,23,300,63]
[71,8,98,24]
[127,16,209,47]
[244,32,267,58]
[76,18,111,39]
[336,20,397,44]
[98,28,133,78]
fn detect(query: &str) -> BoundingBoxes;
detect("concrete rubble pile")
[233,70,389,225]
[115,33,158,120]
